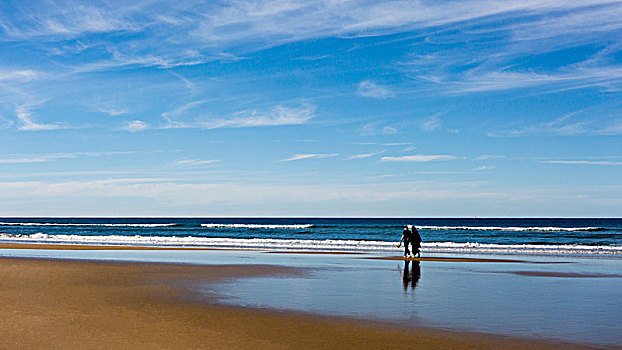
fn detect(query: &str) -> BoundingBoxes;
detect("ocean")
[1,217,621,257]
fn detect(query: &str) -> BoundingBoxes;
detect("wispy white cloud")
[196,104,316,129]
[0,70,40,82]
[473,166,496,171]
[8,1,614,45]
[476,154,506,160]
[451,66,622,94]
[359,122,398,136]
[357,80,393,98]
[489,110,622,137]
[420,115,442,132]
[0,170,134,180]
[382,126,397,134]
[346,151,384,160]
[374,174,397,179]
[543,160,622,166]
[122,120,149,132]
[0,151,135,164]
[15,100,66,131]
[160,117,191,129]
[356,142,413,146]
[295,54,332,61]
[161,99,212,129]
[0,156,66,164]
[175,159,221,166]
[507,3,622,44]
[97,107,128,116]
[280,153,339,162]
[381,154,457,162]
[396,3,622,96]
[420,113,459,133]
[190,0,621,49]
[414,170,468,174]
[383,143,412,146]
[0,3,141,39]
[168,71,197,91]
[70,52,209,74]
[131,104,316,131]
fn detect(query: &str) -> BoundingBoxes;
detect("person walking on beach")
[411,225,422,258]
[397,225,413,257]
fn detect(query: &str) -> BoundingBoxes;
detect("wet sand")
[0,253,595,349]
[367,255,527,263]
[507,271,622,278]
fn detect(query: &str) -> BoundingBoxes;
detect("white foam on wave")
[0,222,177,228]
[200,224,314,229]
[417,226,603,232]
[423,242,622,255]
[1,233,620,256]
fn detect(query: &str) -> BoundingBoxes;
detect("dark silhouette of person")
[400,260,421,291]
[411,226,422,258]
[397,225,412,257]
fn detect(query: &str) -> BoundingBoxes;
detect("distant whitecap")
[200,224,314,229]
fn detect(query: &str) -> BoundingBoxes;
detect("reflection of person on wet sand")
[399,260,421,290]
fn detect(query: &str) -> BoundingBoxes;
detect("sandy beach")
[0,249,598,349]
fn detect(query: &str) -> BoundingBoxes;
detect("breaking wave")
[1,233,620,257]
[417,226,604,232]
[200,224,314,229]
[0,222,177,228]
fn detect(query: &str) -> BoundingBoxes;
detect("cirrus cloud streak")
[381,154,457,162]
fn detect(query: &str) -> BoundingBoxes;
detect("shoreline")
[2,237,621,259]
[0,249,600,349]
[0,242,586,263]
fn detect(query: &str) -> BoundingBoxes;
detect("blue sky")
[0,0,621,217]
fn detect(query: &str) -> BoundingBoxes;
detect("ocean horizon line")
[1,216,621,219]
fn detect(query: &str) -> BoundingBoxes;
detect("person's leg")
[404,240,410,257]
